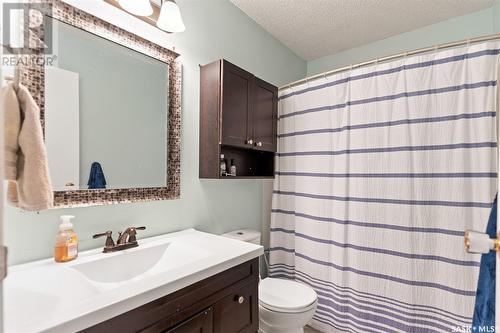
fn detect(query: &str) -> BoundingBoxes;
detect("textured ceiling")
[230,0,495,60]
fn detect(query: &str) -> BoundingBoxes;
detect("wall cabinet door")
[213,282,258,333]
[166,308,213,333]
[221,61,253,149]
[252,78,277,152]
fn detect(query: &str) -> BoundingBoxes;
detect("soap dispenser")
[54,215,78,263]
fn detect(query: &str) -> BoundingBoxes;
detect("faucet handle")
[93,230,115,248]
[128,226,146,242]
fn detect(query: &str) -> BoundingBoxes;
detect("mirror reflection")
[45,18,169,191]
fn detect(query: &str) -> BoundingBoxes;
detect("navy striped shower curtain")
[269,42,499,332]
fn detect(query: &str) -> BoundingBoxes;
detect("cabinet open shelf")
[219,145,274,178]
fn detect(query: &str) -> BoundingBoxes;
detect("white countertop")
[4,229,263,333]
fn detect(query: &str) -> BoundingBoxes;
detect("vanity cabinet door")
[166,308,213,333]
[252,78,277,152]
[213,282,258,333]
[221,60,254,149]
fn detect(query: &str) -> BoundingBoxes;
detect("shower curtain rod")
[279,32,500,91]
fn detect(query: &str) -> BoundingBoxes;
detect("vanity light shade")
[157,0,185,33]
[118,0,153,17]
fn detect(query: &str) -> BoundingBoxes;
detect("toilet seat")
[259,278,317,314]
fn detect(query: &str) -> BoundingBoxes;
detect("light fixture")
[118,0,153,17]
[157,0,185,33]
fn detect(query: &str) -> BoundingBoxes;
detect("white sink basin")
[72,243,170,283]
[5,229,263,333]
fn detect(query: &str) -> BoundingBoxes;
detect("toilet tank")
[221,229,261,245]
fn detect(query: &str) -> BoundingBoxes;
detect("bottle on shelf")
[220,154,227,176]
[230,159,237,176]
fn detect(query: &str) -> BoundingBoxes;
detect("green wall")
[307,5,500,76]
[10,0,498,265]
[5,0,306,264]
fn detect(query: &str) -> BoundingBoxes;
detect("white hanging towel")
[1,82,53,211]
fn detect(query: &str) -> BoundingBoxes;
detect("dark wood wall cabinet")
[81,258,259,333]
[199,59,278,179]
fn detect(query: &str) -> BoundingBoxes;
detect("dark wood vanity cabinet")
[199,59,277,179]
[167,308,213,333]
[166,308,214,333]
[213,282,257,333]
[81,258,259,333]
[167,282,257,333]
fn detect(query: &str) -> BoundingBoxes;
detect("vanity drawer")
[81,258,259,333]
[164,307,213,333]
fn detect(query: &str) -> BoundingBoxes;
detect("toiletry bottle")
[54,215,78,263]
[230,159,236,176]
[220,154,227,176]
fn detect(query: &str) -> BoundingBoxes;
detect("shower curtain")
[269,42,500,333]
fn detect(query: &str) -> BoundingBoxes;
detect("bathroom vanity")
[4,229,263,333]
[84,258,259,333]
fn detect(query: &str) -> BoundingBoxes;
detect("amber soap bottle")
[54,215,78,263]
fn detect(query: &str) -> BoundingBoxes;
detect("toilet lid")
[259,278,317,312]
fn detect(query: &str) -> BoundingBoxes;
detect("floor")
[304,326,322,333]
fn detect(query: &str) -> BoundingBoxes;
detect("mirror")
[45,18,169,191]
[20,0,181,208]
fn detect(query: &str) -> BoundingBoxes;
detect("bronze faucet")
[117,226,146,244]
[93,226,146,253]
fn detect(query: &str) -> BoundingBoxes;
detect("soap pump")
[54,215,78,263]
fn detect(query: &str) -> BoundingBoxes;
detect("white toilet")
[222,229,318,333]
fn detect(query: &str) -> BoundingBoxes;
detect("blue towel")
[472,195,496,330]
[87,162,107,189]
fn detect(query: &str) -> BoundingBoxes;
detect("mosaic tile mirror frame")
[19,0,181,208]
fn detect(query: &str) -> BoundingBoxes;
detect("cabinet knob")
[235,295,244,304]
[247,139,254,145]
[255,141,262,147]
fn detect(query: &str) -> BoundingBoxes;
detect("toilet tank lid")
[221,229,261,242]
